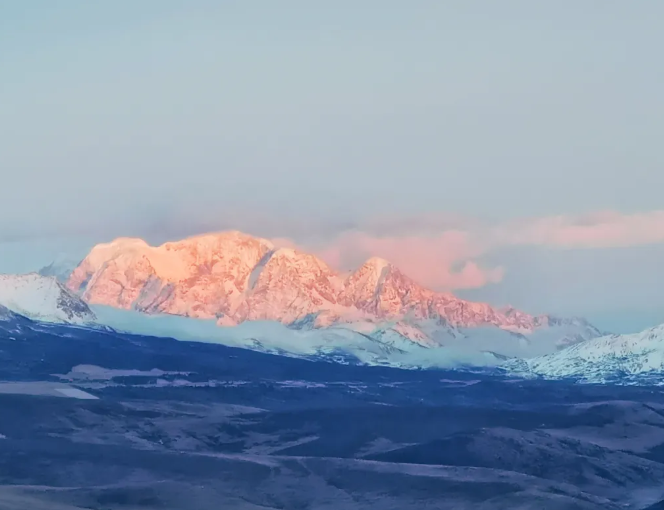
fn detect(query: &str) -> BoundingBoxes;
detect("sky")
[1,1,663,332]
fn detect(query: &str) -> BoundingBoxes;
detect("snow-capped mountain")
[505,324,664,382]
[0,273,96,325]
[65,231,600,350]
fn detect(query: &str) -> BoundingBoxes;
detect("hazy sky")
[1,1,663,332]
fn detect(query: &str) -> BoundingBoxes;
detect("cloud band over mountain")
[292,210,664,290]
[2,208,662,294]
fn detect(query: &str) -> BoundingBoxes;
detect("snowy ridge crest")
[0,273,96,324]
[505,324,664,382]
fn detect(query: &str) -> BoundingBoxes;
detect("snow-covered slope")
[505,324,664,382]
[85,304,596,367]
[0,273,96,324]
[66,231,601,351]
[90,305,502,368]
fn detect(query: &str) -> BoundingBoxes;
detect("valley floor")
[2,319,664,509]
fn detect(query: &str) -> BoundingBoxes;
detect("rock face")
[0,273,96,324]
[67,231,596,344]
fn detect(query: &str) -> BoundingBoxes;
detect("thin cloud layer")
[298,210,664,291]
[313,230,503,290]
[497,210,664,249]
[5,208,662,292]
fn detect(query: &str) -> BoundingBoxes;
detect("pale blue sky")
[1,1,663,331]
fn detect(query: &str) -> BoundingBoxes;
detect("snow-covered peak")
[79,231,275,283]
[106,237,150,248]
[162,230,274,253]
[87,237,150,261]
[505,324,664,382]
[65,230,600,348]
[68,231,276,319]
[0,273,96,324]
[362,256,392,272]
[267,247,338,274]
[342,255,396,293]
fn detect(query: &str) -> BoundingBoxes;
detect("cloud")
[306,230,504,291]
[7,204,663,293]
[291,210,664,291]
[497,210,664,249]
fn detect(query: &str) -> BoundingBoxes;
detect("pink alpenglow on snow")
[67,230,548,334]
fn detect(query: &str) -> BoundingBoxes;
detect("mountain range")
[62,231,601,350]
[0,230,661,379]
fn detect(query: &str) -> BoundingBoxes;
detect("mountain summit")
[66,231,599,345]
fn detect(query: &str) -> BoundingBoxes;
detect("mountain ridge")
[64,230,600,348]
[0,273,96,324]
[505,323,664,382]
